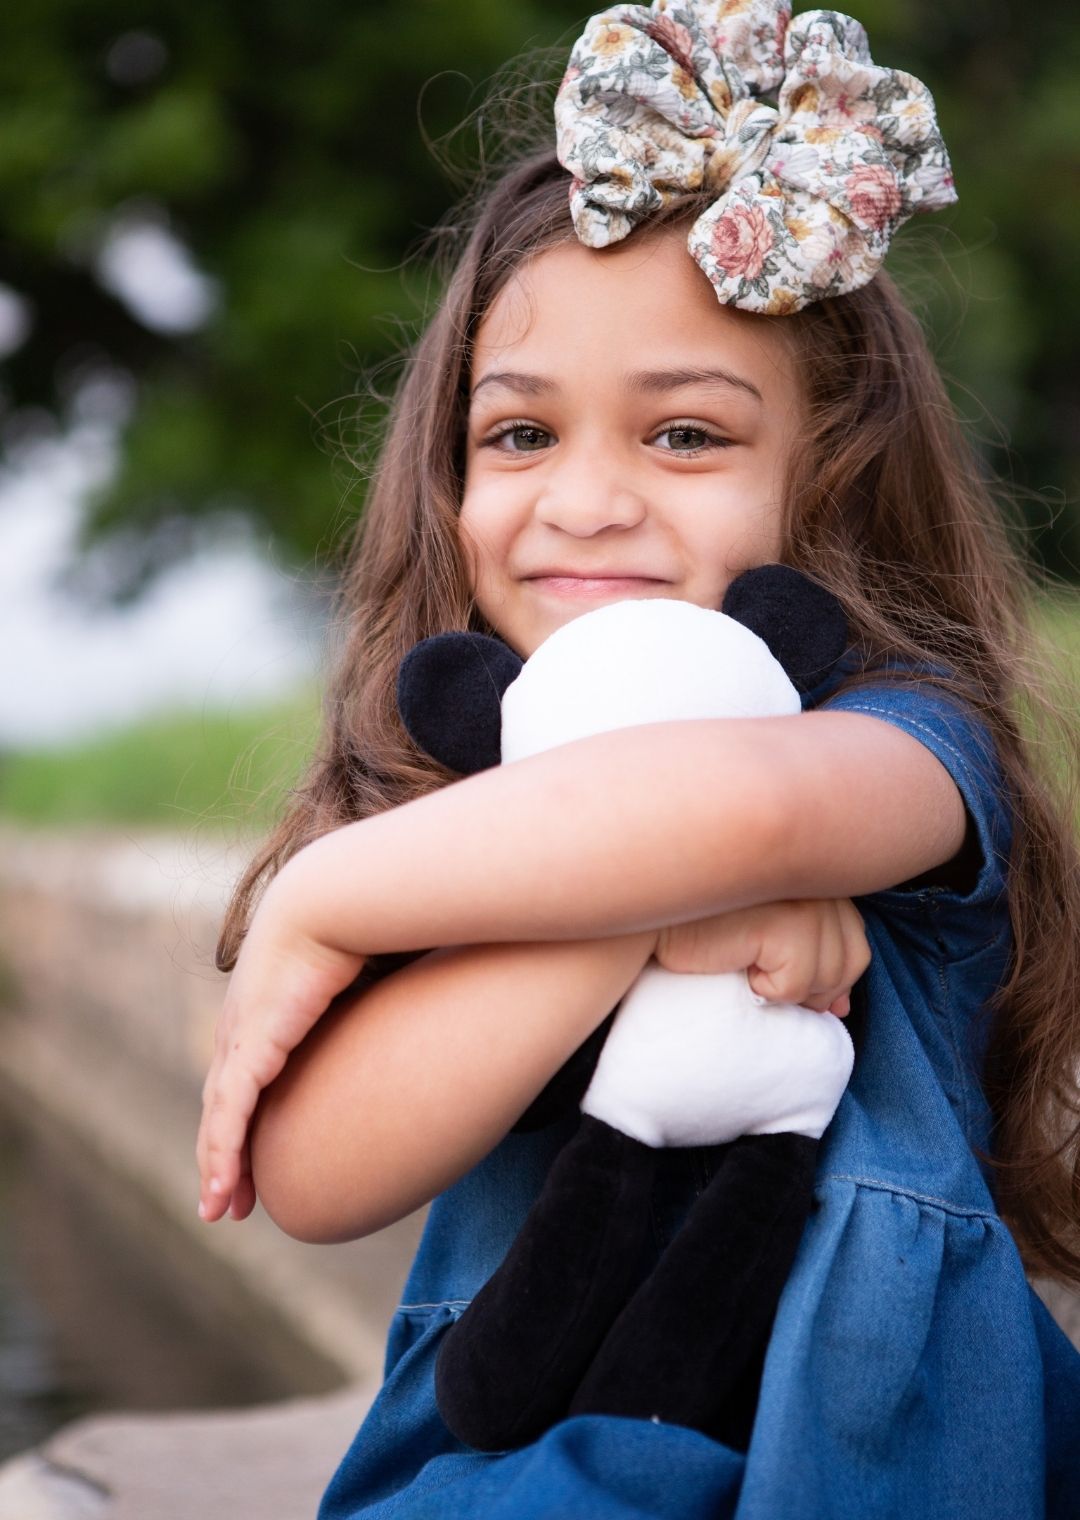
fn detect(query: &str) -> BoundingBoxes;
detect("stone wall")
[0,824,425,1390]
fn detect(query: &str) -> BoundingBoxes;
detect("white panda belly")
[580,962,855,1148]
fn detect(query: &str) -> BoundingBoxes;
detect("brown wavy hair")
[217,147,1080,1284]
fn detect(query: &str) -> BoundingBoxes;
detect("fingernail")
[198,1201,207,1220]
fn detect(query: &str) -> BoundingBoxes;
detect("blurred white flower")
[0,285,32,360]
[96,215,219,335]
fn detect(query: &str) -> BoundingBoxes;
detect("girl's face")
[459,229,804,658]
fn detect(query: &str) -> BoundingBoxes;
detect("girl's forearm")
[250,930,656,1244]
[280,710,964,959]
[283,719,785,956]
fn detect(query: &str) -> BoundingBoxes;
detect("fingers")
[195,954,359,1224]
[230,1143,257,1221]
[747,900,851,1011]
[701,898,870,1014]
[841,899,872,984]
[197,1126,256,1223]
[819,899,870,1013]
[655,913,762,975]
[799,901,868,1012]
[197,1047,270,1222]
[747,913,823,1005]
[192,867,368,1227]
[230,1176,257,1220]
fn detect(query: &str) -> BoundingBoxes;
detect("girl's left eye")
[652,424,730,455]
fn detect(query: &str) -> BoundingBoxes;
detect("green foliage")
[0,691,320,832]
[1037,592,1080,681]
[0,0,1077,594]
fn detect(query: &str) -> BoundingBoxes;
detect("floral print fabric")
[554,0,957,313]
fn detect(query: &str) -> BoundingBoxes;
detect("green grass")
[1035,592,1080,676]
[0,689,321,832]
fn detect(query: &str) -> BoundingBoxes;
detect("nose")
[534,445,648,536]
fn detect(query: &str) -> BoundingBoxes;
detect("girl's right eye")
[483,422,553,453]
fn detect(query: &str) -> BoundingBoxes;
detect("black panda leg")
[568,1131,819,1449]
[435,1115,658,1452]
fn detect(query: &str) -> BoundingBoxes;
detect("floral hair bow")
[554,0,957,313]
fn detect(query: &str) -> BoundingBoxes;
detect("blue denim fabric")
[319,673,1080,1520]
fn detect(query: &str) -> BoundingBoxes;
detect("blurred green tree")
[0,0,1075,598]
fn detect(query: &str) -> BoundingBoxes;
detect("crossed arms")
[197,711,966,1240]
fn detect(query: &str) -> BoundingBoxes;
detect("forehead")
[471,230,797,402]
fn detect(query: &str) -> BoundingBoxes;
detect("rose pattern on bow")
[554,0,957,313]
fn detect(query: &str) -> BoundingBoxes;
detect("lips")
[525,571,671,598]
[524,569,669,582]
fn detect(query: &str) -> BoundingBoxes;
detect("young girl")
[198,3,1080,1515]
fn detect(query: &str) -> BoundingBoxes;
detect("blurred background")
[0,0,1078,1498]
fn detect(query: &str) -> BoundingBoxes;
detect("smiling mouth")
[526,574,670,597]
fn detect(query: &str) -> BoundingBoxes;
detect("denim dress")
[319,673,1080,1520]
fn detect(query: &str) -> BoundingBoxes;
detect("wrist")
[257,857,368,991]
[277,822,373,953]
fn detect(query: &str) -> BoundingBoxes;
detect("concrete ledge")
[0,1384,375,1520]
[0,825,424,1391]
[0,825,420,1513]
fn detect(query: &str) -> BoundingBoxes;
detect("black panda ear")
[721,565,849,695]
[396,633,523,774]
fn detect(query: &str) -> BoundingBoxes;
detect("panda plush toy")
[396,564,855,1453]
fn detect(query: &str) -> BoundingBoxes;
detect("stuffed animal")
[396,564,855,1452]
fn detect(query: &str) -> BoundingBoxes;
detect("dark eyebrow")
[471,366,763,404]
[471,370,557,399]
[627,366,763,404]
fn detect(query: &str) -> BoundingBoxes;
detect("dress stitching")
[828,702,972,781]
[933,952,972,1138]
[821,1173,996,1220]
[396,1299,471,1313]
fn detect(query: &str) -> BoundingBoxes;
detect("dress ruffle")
[321,1176,1080,1520]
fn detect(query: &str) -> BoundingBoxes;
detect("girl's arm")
[250,896,869,1243]
[287,710,965,948]
[250,933,656,1243]
[199,710,962,1219]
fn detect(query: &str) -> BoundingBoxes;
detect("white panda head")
[396,565,850,776]
[499,599,801,764]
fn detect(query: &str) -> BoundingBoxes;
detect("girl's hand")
[196,877,365,1224]
[655,899,870,1017]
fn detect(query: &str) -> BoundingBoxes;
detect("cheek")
[457,515,516,619]
[688,478,784,569]
[457,510,495,590]
[741,505,785,566]
[459,481,517,572]
[456,526,480,597]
